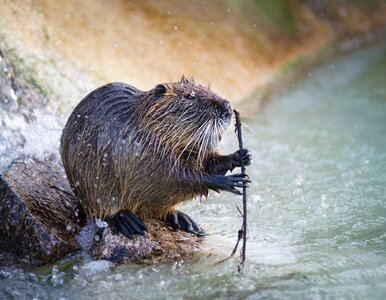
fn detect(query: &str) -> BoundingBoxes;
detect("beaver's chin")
[217,117,231,143]
[209,132,224,151]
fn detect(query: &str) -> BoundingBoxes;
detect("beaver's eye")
[185,91,196,100]
[154,84,167,99]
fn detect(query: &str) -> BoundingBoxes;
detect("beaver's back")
[63,82,140,134]
[60,83,144,219]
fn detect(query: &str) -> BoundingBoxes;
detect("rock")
[92,220,203,264]
[0,156,203,266]
[0,156,83,265]
[79,260,113,276]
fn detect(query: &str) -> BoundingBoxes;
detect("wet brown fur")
[60,77,233,222]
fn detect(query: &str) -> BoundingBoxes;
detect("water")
[1,41,386,299]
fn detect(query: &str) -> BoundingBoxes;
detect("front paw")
[232,149,252,168]
[206,174,250,195]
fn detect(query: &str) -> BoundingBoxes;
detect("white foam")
[205,234,297,265]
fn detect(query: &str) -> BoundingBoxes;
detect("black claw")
[166,212,180,230]
[178,213,192,231]
[230,173,248,179]
[110,210,147,239]
[183,213,201,232]
[165,211,205,237]
[195,230,207,237]
[122,218,142,236]
[120,223,133,239]
[121,211,147,235]
[110,215,122,234]
[229,187,243,195]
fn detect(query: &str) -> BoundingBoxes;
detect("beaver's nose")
[220,101,232,121]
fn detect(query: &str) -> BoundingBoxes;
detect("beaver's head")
[141,77,232,164]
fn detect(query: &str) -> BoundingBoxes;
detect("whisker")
[241,121,257,136]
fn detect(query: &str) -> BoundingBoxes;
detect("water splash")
[0,109,64,173]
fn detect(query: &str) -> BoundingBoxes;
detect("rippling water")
[1,41,386,299]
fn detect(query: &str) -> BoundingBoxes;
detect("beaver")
[60,77,251,238]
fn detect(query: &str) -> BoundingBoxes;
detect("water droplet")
[96,219,108,228]
[10,89,17,101]
[295,174,304,186]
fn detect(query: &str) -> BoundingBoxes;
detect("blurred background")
[1,1,386,299]
[1,0,386,114]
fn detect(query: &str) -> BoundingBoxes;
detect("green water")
[1,41,386,299]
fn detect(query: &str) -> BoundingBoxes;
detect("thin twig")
[216,110,249,269]
[234,110,248,268]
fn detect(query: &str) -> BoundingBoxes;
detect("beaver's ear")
[154,84,167,99]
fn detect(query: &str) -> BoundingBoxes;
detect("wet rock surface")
[0,157,202,266]
[0,157,82,265]
[92,220,203,264]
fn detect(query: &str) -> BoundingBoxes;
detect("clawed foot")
[231,149,252,168]
[165,210,206,237]
[110,210,148,239]
[204,173,250,195]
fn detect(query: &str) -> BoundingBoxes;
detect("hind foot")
[165,210,206,237]
[110,210,148,239]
